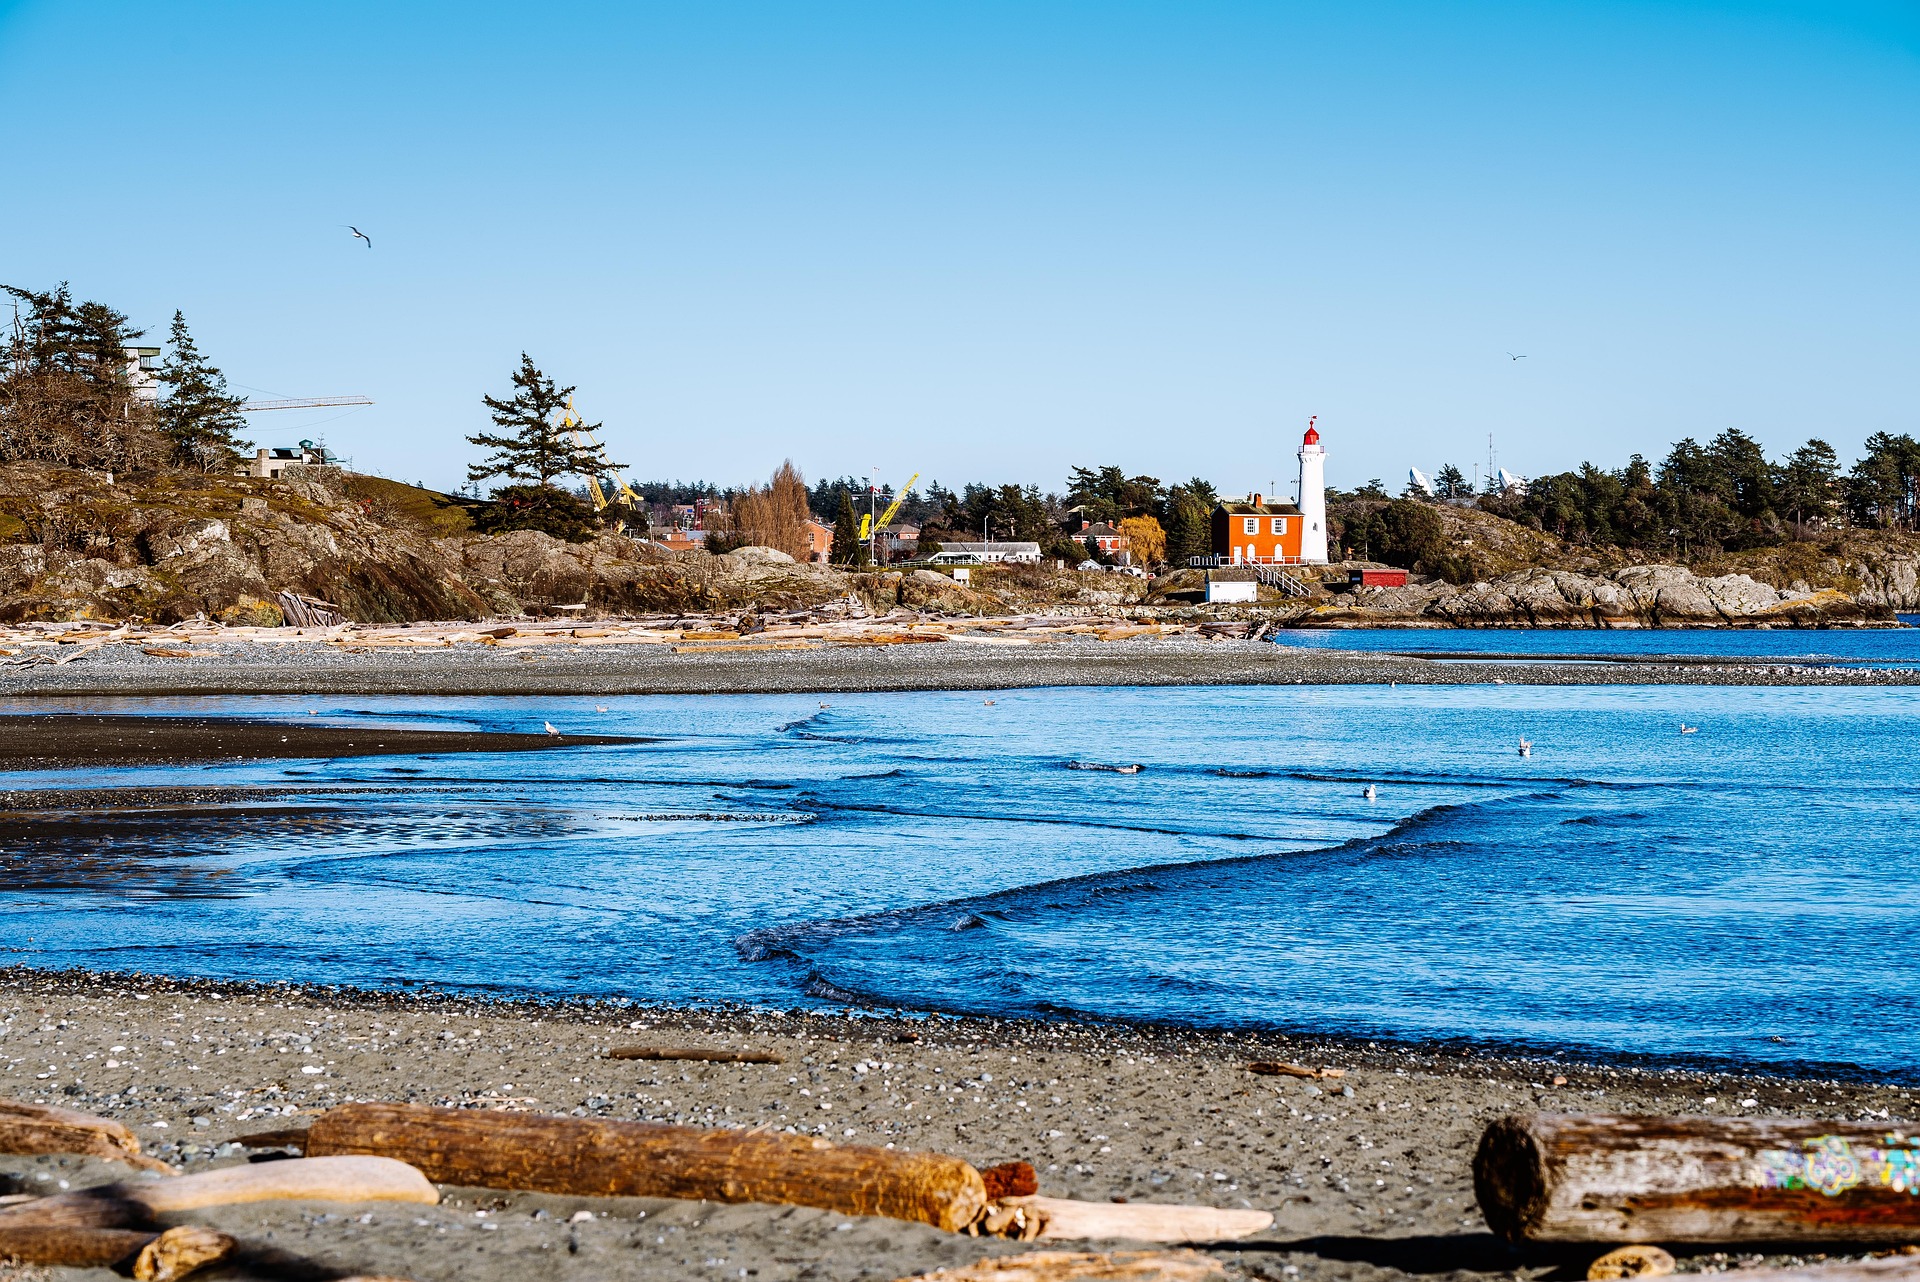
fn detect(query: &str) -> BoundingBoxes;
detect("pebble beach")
[2,970,1915,1282]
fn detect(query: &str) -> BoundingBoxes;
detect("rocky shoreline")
[0,968,1912,1282]
[1,628,1915,697]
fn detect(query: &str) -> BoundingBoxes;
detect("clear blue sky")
[3,1,1916,497]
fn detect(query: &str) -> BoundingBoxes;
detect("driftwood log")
[890,1250,1227,1281]
[305,1102,988,1232]
[0,1156,437,1230]
[605,1046,783,1064]
[1476,1113,1920,1244]
[988,1196,1273,1243]
[0,1225,157,1267]
[0,1099,173,1172]
[132,1225,237,1282]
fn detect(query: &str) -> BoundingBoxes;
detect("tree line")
[1429,428,1919,558]
[1,283,253,475]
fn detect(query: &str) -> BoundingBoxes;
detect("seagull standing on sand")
[544,721,560,737]
[347,225,372,248]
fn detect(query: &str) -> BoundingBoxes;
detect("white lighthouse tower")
[1296,417,1329,564]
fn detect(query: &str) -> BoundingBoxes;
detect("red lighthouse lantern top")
[1302,415,1320,446]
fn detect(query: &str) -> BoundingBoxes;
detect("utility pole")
[869,468,879,566]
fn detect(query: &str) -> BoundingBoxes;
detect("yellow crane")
[858,473,920,556]
[560,397,642,513]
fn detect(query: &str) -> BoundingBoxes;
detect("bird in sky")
[347,226,372,248]
[1507,351,1527,360]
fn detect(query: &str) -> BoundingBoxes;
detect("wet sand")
[2,634,1914,697]
[0,716,638,770]
[0,969,1912,1281]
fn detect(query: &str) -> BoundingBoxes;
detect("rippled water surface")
[2,686,1915,1077]
[1270,626,1920,666]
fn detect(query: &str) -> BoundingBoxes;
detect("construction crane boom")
[859,472,920,545]
[559,396,644,516]
[239,396,374,412]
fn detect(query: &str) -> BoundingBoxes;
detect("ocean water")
[1,685,1915,1078]
[1270,626,1920,667]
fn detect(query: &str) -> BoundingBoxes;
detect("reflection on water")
[1,685,1916,1077]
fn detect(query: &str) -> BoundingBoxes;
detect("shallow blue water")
[2,686,1916,1078]
[1271,626,1920,667]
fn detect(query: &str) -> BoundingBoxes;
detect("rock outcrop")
[1302,565,1875,627]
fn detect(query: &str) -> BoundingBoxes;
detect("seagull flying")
[1507,352,1526,360]
[347,225,372,249]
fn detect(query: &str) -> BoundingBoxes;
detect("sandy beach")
[1,969,1914,1282]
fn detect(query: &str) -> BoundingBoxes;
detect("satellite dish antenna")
[1408,466,1435,497]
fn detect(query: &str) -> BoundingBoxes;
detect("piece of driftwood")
[133,1225,237,1282]
[0,1156,438,1227]
[1244,1062,1344,1081]
[232,1127,312,1150]
[304,1102,987,1231]
[128,1156,439,1212]
[1586,1243,1676,1278]
[1476,1112,1920,1244]
[605,1046,784,1064]
[276,591,348,628]
[0,1224,156,1267]
[891,1248,1226,1281]
[984,1196,1272,1243]
[981,1161,1040,1200]
[0,1099,173,1172]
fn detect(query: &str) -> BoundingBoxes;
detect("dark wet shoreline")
[0,714,640,769]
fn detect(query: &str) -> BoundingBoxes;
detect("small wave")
[1066,761,1143,774]
[949,913,990,931]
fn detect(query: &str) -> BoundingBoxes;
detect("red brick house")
[1078,522,1132,565]
[803,519,834,564]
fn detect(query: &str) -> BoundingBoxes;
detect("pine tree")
[829,488,868,565]
[158,312,249,471]
[468,354,621,491]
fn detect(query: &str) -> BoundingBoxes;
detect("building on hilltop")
[1204,421,1330,566]
[246,440,341,479]
[1077,521,1132,565]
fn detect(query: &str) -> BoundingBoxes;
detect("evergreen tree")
[1,283,157,471]
[158,311,249,471]
[1435,464,1469,499]
[829,488,868,565]
[467,354,621,492]
[1161,481,1215,566]
[1779,439,1840,530]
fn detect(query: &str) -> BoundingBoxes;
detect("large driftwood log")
[0,1099,172,1172]
[1476,1113,1920,1244]
[305,1102,987,1232]
[990,1196,1272,1243]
